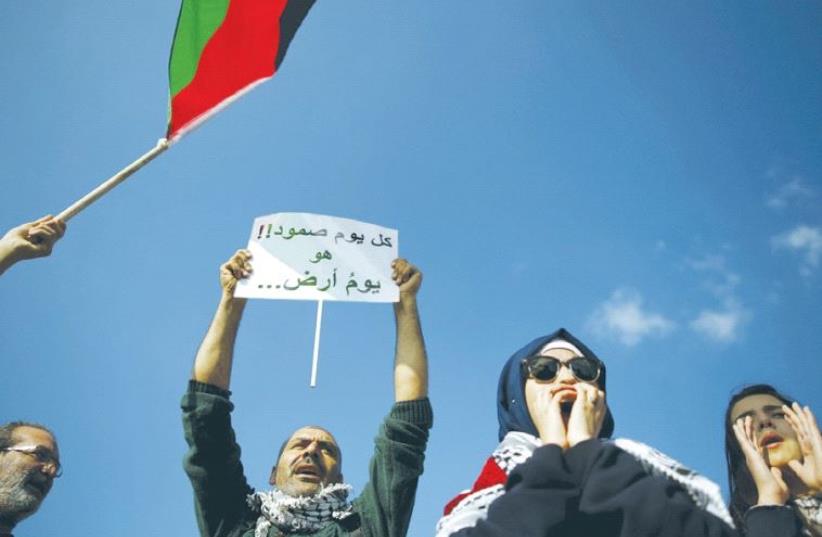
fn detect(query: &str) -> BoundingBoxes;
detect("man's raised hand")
[391,258,428,402]
[392,258,422,303]
[220,249,252,297]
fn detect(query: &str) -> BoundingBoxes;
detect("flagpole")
[309,299,324,387]
[57,138,170,222]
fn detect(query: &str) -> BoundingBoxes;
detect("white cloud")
[686,254,740,297]
[771,225,822,276]
[766,177,815,210]
[685,254,750,343]
[690,301,749,343]
[586,288,675,346]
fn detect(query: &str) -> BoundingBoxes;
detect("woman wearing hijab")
[726,384,822,536]
[435,329,803,537]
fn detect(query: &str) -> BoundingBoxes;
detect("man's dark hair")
[0,421,55,450]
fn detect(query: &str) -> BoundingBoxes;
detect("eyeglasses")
[2,445,62,477]
[522,355,602,383]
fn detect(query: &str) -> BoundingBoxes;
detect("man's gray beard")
[0,468,40,523]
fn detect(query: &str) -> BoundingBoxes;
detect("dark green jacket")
[182,381,433,537]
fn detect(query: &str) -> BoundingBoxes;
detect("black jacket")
[451,439,802,537]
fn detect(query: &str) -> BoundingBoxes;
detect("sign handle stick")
[310,299,324,387]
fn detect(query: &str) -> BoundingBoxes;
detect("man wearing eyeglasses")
[0,422,61,537]
[182,251,432,537]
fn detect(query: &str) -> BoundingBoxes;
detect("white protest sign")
[235,213,399,303]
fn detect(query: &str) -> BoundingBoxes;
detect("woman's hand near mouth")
[566,384,606,448]
[533,389,568,448]
[733,416,790,506]
[783,403,822,494]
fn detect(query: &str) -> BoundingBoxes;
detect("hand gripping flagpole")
[56,138,170,222]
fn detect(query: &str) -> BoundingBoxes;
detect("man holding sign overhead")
[181,247,431,537]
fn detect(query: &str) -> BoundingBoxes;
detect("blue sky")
[1,1,821,535]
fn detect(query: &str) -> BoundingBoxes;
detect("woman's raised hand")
[784,403,822,494]
[733,416,789,506]
[566,384,606,448]
[532,388,568,448]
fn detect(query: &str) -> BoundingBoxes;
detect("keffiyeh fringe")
[793,494,822,537]
[612,438,734,527]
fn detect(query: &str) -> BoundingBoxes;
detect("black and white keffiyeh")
[793,494,822,537]
[247,483,354,536]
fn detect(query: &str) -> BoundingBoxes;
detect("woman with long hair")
[726,384,822,536]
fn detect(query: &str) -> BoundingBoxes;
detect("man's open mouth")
[294,465,321,480]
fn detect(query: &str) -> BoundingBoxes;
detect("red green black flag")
[167,0,315,141]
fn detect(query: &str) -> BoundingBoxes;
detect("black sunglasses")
[522,355,602,383]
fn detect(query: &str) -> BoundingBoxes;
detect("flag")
[167,0,315,141]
